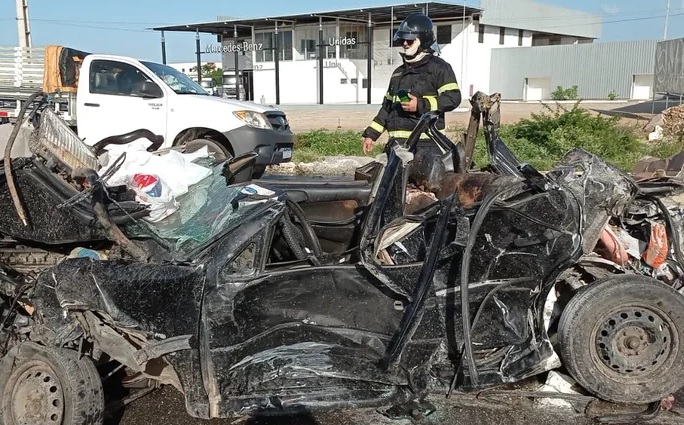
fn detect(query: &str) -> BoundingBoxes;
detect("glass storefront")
[252,23,369,63]
[254,30,293,62]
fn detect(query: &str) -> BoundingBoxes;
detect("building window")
[301,39,317,59]
[362,78,368,88]
[278,30,293,61]
[499,27,505,45]
[518,29,523,46]
[436,25,452,44]
[339,24,367,59]
[351,78,358,84]
[255,32,273,62]
[345,31,358,49]
[254,30,293,62]
[478,24,485,43]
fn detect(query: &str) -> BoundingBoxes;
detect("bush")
[608,90,618,101]
[292,104,684,173]
[550,85,579,100]
[471,102,683,171]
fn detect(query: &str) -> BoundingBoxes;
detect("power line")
[3,5,682,27]
[30,18,179,26]
[36,21,156,33]
[2,8,683,34]
[532,11,684,31]
[483,7,684,23]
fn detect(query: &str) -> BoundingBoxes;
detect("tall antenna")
[15,0,32,48]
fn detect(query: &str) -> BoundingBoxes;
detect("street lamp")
[664,0,671,40]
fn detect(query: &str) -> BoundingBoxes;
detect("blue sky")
[0,0,681,63]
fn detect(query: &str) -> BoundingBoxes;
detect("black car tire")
[558,274,684,404]
[0,343,104,425]
[184,139,267,179]
[184,138,233,161]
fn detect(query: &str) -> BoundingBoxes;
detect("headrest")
[409,149,446,193]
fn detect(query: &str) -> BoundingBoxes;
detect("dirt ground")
[280,100,659,134]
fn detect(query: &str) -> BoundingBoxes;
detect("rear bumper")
[224,125,294,166]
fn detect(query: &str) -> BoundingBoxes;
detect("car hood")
[176,94,282,114]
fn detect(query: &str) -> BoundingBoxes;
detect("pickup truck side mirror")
[137,81,163,99]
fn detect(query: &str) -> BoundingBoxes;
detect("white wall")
[632,74,653,100]
[470,24,535,95]
[250,20,548,104]
[253,59,366,104]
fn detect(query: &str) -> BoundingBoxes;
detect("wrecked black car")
[1,92,684,425]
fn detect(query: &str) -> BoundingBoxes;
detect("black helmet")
[392,13,436,51]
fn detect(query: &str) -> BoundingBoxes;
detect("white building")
[154,0,604,104]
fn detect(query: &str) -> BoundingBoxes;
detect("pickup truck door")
[77,58,167,147]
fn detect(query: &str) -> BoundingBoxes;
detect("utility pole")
[15,0,32,48]
[664,0,671,40]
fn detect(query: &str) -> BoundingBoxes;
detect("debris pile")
[661,104,684,139]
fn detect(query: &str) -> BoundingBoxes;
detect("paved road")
[108,384,684,425]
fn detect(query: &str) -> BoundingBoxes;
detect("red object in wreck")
[596,227,629,266]
[132,173,162,197]
[643,223,669,269]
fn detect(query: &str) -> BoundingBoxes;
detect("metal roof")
[151,1,482,37]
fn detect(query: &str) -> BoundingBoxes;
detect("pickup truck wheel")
[0,343,104,425]
[184,138,233,161]
[252,166,266,179]
[558,275,684,404]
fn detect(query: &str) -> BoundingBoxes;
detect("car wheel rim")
[7,360,64,425]
[592,305,676,379]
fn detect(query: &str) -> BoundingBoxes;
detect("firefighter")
[361,13,462,155]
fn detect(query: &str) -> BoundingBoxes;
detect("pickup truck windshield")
[141,61,209,95]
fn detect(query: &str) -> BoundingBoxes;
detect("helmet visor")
[392,31,418,47]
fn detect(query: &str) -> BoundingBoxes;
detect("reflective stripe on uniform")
[424,95,438,111]
[388,128,447,139]
[438,82,459,94]
[369,121,384,133]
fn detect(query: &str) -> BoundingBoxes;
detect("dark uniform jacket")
[362,54,462,143]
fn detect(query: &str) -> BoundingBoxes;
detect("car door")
[77,58,167,147]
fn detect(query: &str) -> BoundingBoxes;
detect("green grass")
[292,103,684,172]
[292,129,384,162]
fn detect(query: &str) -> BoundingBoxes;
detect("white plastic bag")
[99,138,212,198]
[127,173,179,222]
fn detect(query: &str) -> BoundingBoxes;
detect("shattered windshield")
[141,61,209,95]
[123,164,267,255]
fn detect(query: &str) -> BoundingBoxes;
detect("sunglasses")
[399,39,416,45]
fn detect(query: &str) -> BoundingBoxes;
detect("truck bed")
[0,46,44,120]
[0,46,81,126]
[0,46,43,90]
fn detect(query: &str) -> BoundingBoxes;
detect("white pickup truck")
[0,45,293,177]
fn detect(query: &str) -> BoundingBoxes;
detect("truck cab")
[75,54,293,176]
[221,71,246,101]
